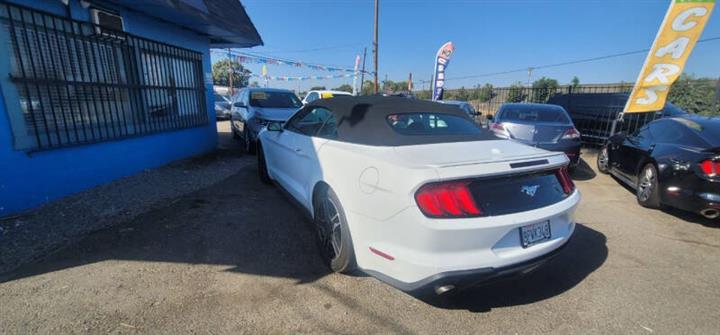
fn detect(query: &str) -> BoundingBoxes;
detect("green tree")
[571,76,580,90]
[361,80,375,96]
[531,77,559,102]
[475,83,496,102]
[394,81,410,92]
[507,83,526,103]
[382,80,396,93]
[212,59,251,88]
[332,84,353,93]
[415,90,431,100]
[668,75,719,115]
[310,86,326,91]
[453,86,470,101]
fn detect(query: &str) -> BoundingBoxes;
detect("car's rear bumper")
[662,185,720,215]
[536,142,582,166]
[365,235,570,296]
[346,190,580,291]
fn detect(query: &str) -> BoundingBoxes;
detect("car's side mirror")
[267,122,283,132]
[486,114,494,121]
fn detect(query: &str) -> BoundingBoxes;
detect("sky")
[212,0,720,92]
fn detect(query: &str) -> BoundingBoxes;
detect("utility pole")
[373,0,379,94]
[360,47,367,95]
[526,67,534,103]
[527,67,533,88]
[715,76,720,113]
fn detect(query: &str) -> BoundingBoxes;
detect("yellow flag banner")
[625,0,715,113]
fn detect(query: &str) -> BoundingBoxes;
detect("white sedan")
[256,96,580,296]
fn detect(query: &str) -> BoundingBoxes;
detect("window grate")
[0,2,208,151]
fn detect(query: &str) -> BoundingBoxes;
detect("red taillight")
[490,122,506,132]
[699,160,720,176]
[415,181,483,218]
[561,128,581,140]
[556,167,575,195]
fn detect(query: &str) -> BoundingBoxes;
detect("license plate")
[520,221,551,248]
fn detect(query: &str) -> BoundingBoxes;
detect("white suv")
[302,90,352,105]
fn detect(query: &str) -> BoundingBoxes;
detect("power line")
[414,36,720,84]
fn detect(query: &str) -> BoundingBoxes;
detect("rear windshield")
[386,113,481,135]
[250,91,302,108]
[676,118,720,147]
[500,106,570,123]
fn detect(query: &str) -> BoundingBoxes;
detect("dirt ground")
[1,121,718,334]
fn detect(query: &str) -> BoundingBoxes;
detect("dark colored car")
[490,103,582,168]
[597,116,720,219]
[230,88,303,154]
[547,93,687,145]
[214,94,231,120]
[440,100,479,117]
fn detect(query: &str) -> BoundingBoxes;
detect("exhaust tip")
[700,208,720,219]
[434,285,455,295]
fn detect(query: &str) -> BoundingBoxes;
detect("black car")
[597,116,720,219]
[547,93,687,145]
[491,103,582,168]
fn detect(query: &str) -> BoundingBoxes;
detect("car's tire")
[242,123,256,155]
[637,163,661,209]
[256,141,271,184]
[597,146,611,174]
[231,123,241,140]
[313,185,356,274]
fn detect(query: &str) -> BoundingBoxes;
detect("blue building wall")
[0,0,218,217]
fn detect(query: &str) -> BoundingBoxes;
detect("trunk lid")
[392,139,555,169]
[393,140,573,218]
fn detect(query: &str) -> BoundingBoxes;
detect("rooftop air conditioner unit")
[90,8,125,40]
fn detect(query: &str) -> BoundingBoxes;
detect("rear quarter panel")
[316,141,438,222]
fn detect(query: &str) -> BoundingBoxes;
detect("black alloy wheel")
[313,186,356,273]
[597,146,610,174]
[637,164,661,208]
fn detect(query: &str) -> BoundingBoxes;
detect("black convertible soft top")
[303,96,495,146]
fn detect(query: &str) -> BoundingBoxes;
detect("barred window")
[0,3,208,151]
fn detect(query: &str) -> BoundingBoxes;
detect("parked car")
[490,103,582,169]
[214,94,232,120]
[256,96,580,297]
[598,116,720,219]
[547,93,687,145]
[230,88,303,154]
[439,100,479,117]
[302,90,352,104]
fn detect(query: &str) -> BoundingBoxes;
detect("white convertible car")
[257,96,580,296]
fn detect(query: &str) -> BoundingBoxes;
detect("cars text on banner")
[432,42,455,101]
[625,0,715,113]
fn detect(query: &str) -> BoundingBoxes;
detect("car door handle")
[294,148,302,153]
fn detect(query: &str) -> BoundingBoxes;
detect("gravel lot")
[1,121,719,334]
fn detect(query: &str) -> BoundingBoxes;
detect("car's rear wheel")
[241,123,256,155]
[314,186,356,273]
[256,142,271,184]
[231,122,241,140]
[637,164,661,209]
[597,146,610,174]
